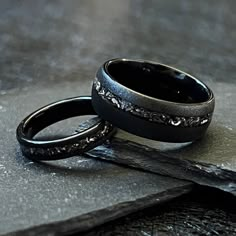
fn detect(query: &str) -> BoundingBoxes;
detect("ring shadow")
[107,123,235,167]
[154,124,235,163]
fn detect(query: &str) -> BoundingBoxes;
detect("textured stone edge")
[86,138,236,196]
[94,78,212,128]
[3,184,192,236]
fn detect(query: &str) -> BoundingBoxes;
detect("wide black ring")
[16,96,115,160]
[92,58,215,142]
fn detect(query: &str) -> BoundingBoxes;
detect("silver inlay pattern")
[94,78,212,128]
[21,122,113,159]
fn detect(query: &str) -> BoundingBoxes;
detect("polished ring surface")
[92,58,215,142]
[16,96,115,160]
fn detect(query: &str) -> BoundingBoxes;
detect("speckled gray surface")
[0,159,191,236]
[0,84,192,235]
[0,0,236,234]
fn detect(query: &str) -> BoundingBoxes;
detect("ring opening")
[105,60,211,103]
[22,98,96,139]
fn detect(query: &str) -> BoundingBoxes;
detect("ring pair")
[17,59,215,160]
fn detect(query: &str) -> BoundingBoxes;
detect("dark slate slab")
[0,160,191,236]
[88,81,236,195]
[0,84,192,236]
[82,187,236,236]
[0,90,192,235]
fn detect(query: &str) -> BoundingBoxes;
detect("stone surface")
[88,81,236,194]
[0,161,191,236]
[82,187,236,236]
[87,81,236,194]
[0,85,193,236]
[0,85,192,236]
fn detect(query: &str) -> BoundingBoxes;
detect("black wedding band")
[16,97,115,160]
[92,59,215,142]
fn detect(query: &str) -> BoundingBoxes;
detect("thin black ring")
[16,96,115,160]
[92,58,215,142]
